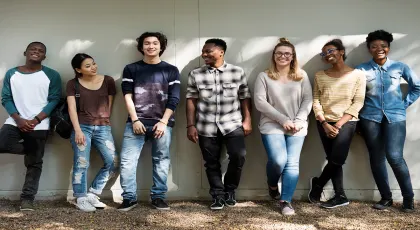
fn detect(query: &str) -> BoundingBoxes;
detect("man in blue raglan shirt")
[0,42,62,211]
[118,32,180,211]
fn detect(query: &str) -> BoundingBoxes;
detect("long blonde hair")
[265,37,302,81]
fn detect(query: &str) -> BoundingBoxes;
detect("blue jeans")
[359,117,414,200]
[120,123,172,201]
[261,134,305,202]
[70,125,119,198]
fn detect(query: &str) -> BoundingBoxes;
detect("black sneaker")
[402,198,414,213]
[372,199,393,210]
[210,197,225,210]
[224,192,237,207]
[308,177,322,204]
[320,195,349,209]
[151,198,170,210]
[117,199,138,212]
[268,186,280,200]
[20,200,34,211]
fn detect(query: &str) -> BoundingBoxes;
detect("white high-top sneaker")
[76,197,96,212]
[87,193,107,209]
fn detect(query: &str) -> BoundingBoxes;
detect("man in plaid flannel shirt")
[186,38,252,210]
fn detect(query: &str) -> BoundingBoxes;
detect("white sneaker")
[76,197,96,212]
[87,193,107,209]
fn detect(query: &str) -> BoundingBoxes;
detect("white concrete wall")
[1,0,420,201]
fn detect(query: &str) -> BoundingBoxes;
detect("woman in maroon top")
[66,53,118,212]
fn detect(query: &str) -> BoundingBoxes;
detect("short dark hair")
[366,30,393,48]
[323,38,347,61]
[71,53,94,78]
[136,32,168,56]
[26,41,47,53]
[205,38,227,52]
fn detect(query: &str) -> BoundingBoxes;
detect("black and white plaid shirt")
[186,62,251,137]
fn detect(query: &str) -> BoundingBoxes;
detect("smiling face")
[24,43,46,63]
[273,45,294,68]
[142,36,161,58]
[75,58,97,77]
[368,39,389,62]
[201,43,224,66]
[321,45,344,65]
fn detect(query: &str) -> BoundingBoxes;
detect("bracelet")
[320,120,328,125]
[159,120,168,125]
[186,124,195,128]
[34,116,41,124]
[133,119,140,124]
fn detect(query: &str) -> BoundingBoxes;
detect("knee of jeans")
[0,141,6,151]
[229,150,246,164]
[112,154,120,169]
[74,156,89,170]
[204,160,221,169]
[0,142,23,154]
[270,162,282,174]
[387,153,405,167]
[103,152,119,168]
[285,160,299,170]
[268,157,284,171]
[104,140,116,151]
[152,153,170,162]
[120,157,136,172]
[103,158,114,169]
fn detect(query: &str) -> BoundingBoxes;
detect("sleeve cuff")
[166,104,177,111]
[239,93,251,99]
[344,110,358,118]
[186,93,199,99]
[5,104,18,116]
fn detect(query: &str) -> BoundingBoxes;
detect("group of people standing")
[0,29,418,216]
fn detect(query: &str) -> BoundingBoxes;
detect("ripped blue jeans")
[70,125,119,198]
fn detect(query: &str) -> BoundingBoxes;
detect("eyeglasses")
[320,48,337,57]
[274,52,293,58]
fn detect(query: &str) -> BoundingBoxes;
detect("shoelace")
[88,194,101,201]
[229,194,236,201]
[80,199,91,206]
[212,198,222,205]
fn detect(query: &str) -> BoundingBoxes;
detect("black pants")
[316,121,357,196]
[198,127,246,198]
[0,124,48,200]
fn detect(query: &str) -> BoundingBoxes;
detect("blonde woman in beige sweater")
[254,38,312,215]
[308,39,366,209]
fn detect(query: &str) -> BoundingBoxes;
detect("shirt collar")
[369,58,392,71]
[207,61,228,73]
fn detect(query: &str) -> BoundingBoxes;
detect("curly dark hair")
[366,30,393,48]
[323,38,347,61]
[136,32,168,56]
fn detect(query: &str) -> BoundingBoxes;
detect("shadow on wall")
[1,31,420,200]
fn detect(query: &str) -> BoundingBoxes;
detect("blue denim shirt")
[356,58,420,123]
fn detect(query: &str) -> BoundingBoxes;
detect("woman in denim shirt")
[67,53,119,212]
[356,30,420,212]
